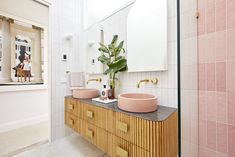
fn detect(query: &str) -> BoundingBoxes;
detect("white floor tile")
[13,134,107,157]
[0,122,49,157]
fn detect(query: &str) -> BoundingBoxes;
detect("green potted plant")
[98,35,128,99]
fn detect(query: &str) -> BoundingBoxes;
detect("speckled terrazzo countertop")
[65,96,177,122]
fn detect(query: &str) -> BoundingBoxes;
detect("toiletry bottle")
[101,85,108,99]
[108,85,115,99]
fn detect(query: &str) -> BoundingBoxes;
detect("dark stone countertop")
[65,96,177,122]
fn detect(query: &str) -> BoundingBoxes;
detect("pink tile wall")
[198,0,235,156]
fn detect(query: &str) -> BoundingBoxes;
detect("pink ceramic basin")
[72,89,99,99]
[118,93,158,113]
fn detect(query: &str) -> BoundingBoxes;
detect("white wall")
[0,0,49,26]
[0,90,48,132]
[84,0,178,108]
[50,0,81,140]
[0,0,49,133]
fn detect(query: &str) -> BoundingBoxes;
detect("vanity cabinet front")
[64,112,77,130]
[111,135,150,157]
[64,97,177,157]
[65,98,77,115]
[83,102,97,124]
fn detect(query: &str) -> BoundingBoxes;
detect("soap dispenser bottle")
[101,85,108,99]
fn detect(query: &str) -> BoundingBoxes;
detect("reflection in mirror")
[0,15,45,85]
[85,2,132,74]
[127,0,167,72]
[84,0,134,29]
[86,24,103,74]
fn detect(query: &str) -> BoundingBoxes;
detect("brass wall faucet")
[137,78,158,88]
[86,78,102,84]
[137,79,149,88]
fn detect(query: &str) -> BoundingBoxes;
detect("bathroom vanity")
[64,96,177,157]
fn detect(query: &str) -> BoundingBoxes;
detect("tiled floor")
[13,134,108,157]
[0,122,49,157]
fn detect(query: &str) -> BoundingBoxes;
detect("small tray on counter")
[92,97,117,104]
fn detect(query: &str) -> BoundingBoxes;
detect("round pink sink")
[118,93,158,113]
[72,89,99,99]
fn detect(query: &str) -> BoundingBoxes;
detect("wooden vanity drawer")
[96,107,108,130]
[112,135,150,157]
[96,127,108,152]
[65,112,77,130]
[83,122,97,145]
[83,103,97,124]
[106,109,115,133]
[115,112,153,152]
[112,135,131,157]
[115,112,132,142]
[75,101,82,118]
[65,98,77,115]
[74,118,82,134]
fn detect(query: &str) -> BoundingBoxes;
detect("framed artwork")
[15,35,32,68]
[0,15,45,85]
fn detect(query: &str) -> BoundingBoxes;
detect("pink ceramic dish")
[118,93,158,113]
[72,89,99,99]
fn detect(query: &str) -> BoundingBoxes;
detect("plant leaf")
[108,44,115,57]
[97,34,127,77]
[117,41,124,50]
[108,58,126,68]
[115,56,125,61]
[108,44,113,51]
[98,43,109,53]
[98,55,110,65]
[122,48,125,53]
[119,65,128,72]
[113,41,125,57]
[103,68,112,75]
[98,47,109,53]
[111,35,118,45]
[108,58,127,73]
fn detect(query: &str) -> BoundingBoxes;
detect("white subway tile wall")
[50,0,82,140]
[86,0,178,108]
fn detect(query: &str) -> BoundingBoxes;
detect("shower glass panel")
[179,0,198,156]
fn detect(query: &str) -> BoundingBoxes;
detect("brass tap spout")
[86,78,102,84]
[137,79,149,88]
[137,78,158,88]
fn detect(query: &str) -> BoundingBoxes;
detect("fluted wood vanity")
[64,96,178,157]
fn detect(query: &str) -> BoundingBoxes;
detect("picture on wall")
[0,15,45,85]
[15,35,32,66]
[13,35,32,82]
